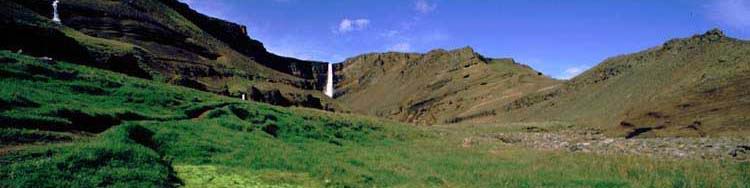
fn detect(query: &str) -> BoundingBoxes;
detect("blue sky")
[180,0,750,79]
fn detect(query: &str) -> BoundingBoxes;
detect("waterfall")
[324,63,334,98]
[52,0,61,24]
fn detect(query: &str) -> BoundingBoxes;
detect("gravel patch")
[479,129,750,161]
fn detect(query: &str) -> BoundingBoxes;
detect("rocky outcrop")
[250,86,292,107]
[168,76,207,91]
[248,86,330,110]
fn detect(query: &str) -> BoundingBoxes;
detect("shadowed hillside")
[503,29,750,138]
[0,0,344,111]
[336,47,560,125]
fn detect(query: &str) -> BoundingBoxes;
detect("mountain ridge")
[0,0,344,111]
[335,46,560,125]
[502,29,750,137]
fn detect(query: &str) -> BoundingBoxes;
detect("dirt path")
[0,145,29,156]
[0,142,77,156]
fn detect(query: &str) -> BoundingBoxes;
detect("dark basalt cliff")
[161,0,329,82]
[0,0,338,111]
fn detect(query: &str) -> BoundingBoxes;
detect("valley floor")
[448,122,750,161]
[4,121,749,188]
[163,121,750,188]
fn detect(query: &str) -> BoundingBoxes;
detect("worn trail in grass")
[1,51,748,187]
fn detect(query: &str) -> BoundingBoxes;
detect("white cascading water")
[52,0,61,24]
[324,63,334,98]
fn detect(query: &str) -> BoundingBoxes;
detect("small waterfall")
[324,63,334,98]
[52,0,61,24]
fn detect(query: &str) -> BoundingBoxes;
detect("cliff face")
[0,0,338,111]
[336,47,560,125]
[161,0,330,85]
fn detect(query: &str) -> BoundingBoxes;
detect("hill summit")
[502,29,750,137]
[336,47,560,125]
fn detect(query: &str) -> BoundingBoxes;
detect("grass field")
[1,51,748,187]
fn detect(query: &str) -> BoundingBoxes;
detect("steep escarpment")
[0,0,338,111]
[160,0,329,82]
[336,47,560,125]
[505,29,750,137]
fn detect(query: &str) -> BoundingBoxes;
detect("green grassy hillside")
[504,29,750,138]
[0,50,404,186]
[3,51,748,187]
[337,47,561,125]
